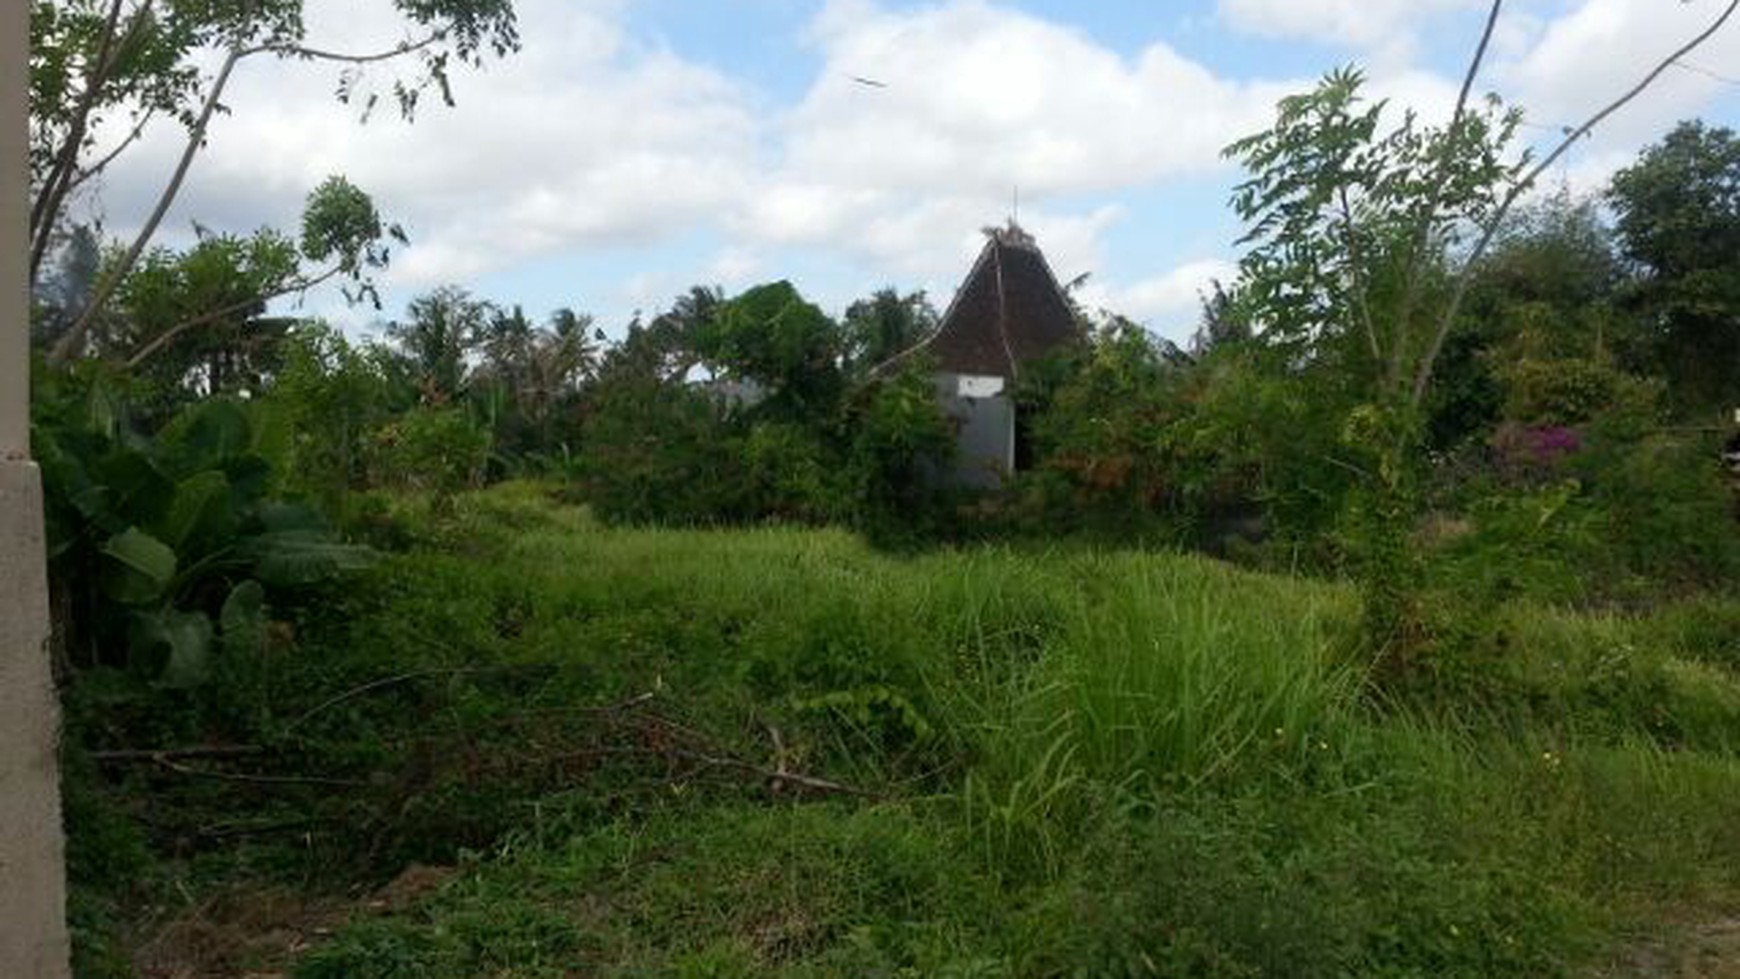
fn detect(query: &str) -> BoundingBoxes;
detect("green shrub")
[33,371,370,686]
[264,323,404,508]
[579,371,749,525]
[370,405,492,496]
[1573,427,1740,596]
[843,357,954,536]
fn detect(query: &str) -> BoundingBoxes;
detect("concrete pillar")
[1,0,74,973]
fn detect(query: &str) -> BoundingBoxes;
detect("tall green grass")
[75,484,1740,977]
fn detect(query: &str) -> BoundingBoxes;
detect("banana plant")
[34,371,371,687]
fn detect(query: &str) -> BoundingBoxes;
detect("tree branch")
[66,109,157,195]
[1411,0,1740,407]
[29,0,130,284]
[147,754,368,789]
[91,744,266,763]
[243,33,441,64]
[123,264,344,370]
[1391,0,1504,395]
[1336,186,1382,362]
[50,42,246,364]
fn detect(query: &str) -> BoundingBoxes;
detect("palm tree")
[389,285,490,404]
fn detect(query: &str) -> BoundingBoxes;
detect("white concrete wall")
[936,372,1015,490]
[1,0,73,972]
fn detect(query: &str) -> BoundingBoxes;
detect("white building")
[913,223,1081,489]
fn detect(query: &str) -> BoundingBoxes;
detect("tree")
[841,288,937,377]
[526,307,599,422]
[694,281,844,420]
[32,0,520,363]
[1608,120,1740,414]
[468,303,600,460]
[116,176,402,382]
[1225,66,1523,409]
[1224,0,1739,648]
[1427,189,1631,446]
[30,221,101,347]
[476,303,536,391]
[542,308,600,395]
[1189,279,1253,356]
[388,285,490,404]
[117,227,300,399]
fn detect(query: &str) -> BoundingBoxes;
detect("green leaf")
[173,400,253,465]
[220,580,268,658]
[129,609,214,689]
[247,531,374,587]
[99,527,178,605]
[94,448,175,526]
[155,470,235,551]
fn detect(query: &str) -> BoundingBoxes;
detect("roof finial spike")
[1012,185,1020,226]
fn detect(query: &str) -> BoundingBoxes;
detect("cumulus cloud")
[1217,0,1483,64]
[74,0,1740,335]
[1496,0,1740,157]
[1077,258,1239,340]
[744,1,1297,236]
[90,0,759,290]
[719,0,1305,313]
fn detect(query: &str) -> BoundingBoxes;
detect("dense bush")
[32,366,370,686]
[576,282,953,533]
[265,323,406,509]
[578,368,750,525]
[369,405,493,497]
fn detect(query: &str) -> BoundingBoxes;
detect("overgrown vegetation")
[23,0,1740,974]
[58,486,1740,977]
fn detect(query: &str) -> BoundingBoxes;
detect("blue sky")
[95,0,1740,344]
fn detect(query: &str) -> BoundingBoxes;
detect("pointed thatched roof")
[924,222,1079,379]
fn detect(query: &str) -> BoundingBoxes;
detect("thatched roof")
[923,222,1079,378]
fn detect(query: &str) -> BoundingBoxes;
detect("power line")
[1672,58,1740,86]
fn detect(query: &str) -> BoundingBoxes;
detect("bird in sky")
[849,75,888,89]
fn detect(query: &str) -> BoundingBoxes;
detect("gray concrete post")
[1,0,74,973]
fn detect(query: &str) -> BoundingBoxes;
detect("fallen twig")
[92,745,267,763]
[670,747,878,800]
[285,665,553,733]
[195,817,326,840]
[149,755,369,789]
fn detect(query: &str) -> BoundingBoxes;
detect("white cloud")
[1217,0,1483,64]
[1497,0,1740,160]
[90,0,760,291]
[1078,258,1238,340]
[724,0,1301,313]
[774,0,1296,199]
[704,246,764,289]
[75,0,1739,338]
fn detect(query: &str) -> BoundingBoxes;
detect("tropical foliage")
[19,2,1740,974]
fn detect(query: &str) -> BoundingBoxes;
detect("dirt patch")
[131,866,456,978]
[366,862,458,914]
[1597,918,1740,979]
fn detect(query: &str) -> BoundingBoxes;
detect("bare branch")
[66,109,157,194]
[91,745,266,762]
[1390,0,1504,393]
[146,754,369,789]
[283,664,554,733]
[50,44,246,364]
[30,0,130,283]
[1411,0,1740,406]
[243,33,441,65]
[123,264,344,370]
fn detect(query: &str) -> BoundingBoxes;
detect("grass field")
[66,483,1740,977]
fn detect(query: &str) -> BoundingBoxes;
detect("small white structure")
[914,223,1081,489]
